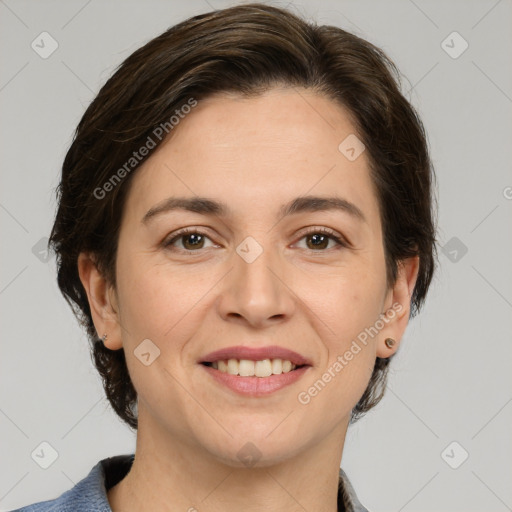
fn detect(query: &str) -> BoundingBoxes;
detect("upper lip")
[200,345,312,366]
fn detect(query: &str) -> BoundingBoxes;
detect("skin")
[78,87,419,512]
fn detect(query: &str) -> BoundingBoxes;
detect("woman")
[14,3,437,511]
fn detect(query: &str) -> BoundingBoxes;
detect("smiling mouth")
[201,359,309,378]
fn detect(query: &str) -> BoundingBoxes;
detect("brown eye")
[295,228,346,251]
[164,229,215,252]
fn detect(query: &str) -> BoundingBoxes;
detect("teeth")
[210,358,297,377]
[272,358,282,374]
[239,359,255,377]
[255,359,273,377]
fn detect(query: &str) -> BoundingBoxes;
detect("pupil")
[184,234,203,249]
[308,234,327,249]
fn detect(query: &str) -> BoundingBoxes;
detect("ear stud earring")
[384,337,396,349]
[101,333,108,342]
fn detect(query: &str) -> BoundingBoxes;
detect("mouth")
[199,358,311,396]
[198,345,312,378]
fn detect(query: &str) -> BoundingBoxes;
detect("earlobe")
[77,252,123,350]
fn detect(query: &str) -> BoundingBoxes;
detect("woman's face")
[85,87,415,466]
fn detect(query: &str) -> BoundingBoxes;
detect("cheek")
[115,250,219,349]
[113,255,214,414]
[295,278,380,422]
[292,261,384,402]
[295,257,387,339]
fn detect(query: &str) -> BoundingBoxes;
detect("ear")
[77,252,123,350]
[376,255,420,358]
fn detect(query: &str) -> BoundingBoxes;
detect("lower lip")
[200,364,311,396]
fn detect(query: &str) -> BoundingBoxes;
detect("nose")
[216,240,296,329]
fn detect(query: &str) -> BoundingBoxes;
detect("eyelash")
[163,227,348,253]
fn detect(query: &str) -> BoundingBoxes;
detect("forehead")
[124,87,380,229]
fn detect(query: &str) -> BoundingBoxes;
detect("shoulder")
[9,454,134,512]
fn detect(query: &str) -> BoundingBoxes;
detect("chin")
[200,431,307,470]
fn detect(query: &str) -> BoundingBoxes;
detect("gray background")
[1,1,511,510]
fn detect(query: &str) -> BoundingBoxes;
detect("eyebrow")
[141,195,366,225]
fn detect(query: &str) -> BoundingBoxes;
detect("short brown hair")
[49,2,437,430]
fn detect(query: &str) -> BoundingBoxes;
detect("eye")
[163,227,348,253]
[163,228,217,252]
[294,227,347,251]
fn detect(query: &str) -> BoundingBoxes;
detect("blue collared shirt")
[11,454,369,511]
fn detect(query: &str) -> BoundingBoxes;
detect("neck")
[108,405,348,512]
